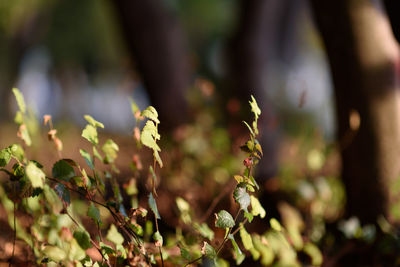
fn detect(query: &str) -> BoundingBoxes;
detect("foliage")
[2,88,400,266]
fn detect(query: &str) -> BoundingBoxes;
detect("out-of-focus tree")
[112,0,192,130]
[310,0,400,223]
[0,0,50,117]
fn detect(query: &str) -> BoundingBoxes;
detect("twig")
[9,199,16,267]
[199,179,235,223]
[65,211,112,267]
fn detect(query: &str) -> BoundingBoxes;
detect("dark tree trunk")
[112,0,191,130]
[310,0,400,223]
[227,0,301,180]
[383,0,400,43]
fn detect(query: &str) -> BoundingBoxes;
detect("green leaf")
[106,224,124,245]
[130,98,140,115]
[140,121,161,151]
[26,161,45,188]
[100,242,115,255]
[180,246,191,260]
[80,149,94,170]
[249,95,261,118]
[18,124,32,146]
[153,231,163,247]
[244,211,254,223]
[52,160,75,181]
[0,148,11,167]
[154,150,163,168]
[102,139,119,164]
[233,184,250,212]
[252,235,274,265]
[54,183,71,205]
[43,184,63,214]
[229,235,245,265]
[93,147,103,162]
[74,230,92,250]
[84,115,104,128]
[141,106,160,124]
[87,203,102,226]
[201,241,216,259]
[9,144,24,162]
[14,111,23,124]
[194,223,215,240]
[303,242,323,266]
[250,195,266,218]
[82,125,98,145]
[243,121,255,137]
[68,238,86,261]
[270,218,282,231]
[215,210,235,228]
[42,245,67,262]
[240,226,254,251]
[12,88,26,113]
[148,193,160,219]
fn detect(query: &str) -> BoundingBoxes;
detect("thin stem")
[154,215,164,267]
[9,199,16,267]
[65,211,112,267]
[200,179,235,223]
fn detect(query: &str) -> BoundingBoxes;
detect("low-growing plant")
[0,88,324,266]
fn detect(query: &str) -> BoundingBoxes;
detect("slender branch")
[65,211,112,267]
[9,198,16,267]
[200,179,235,223]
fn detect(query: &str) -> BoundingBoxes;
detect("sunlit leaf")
[251,195,266,218]
[106,224,124,245]
[68,238,86,261]
[249,95,261,118]
[12,88,26,113]
[270,218,282,232]
[17,124,31,146]
[303,242,323,266]
[240,225,254,251]
[82,125,98,145]
[9,144,24,162]
[102,139,119,164]
[141,106,160,124]
[253,235,274,265]
[42,245,66,262]
[26,161,45,188]
[130,98,140,116]
[141,121,160,151]
[84,115,104,128]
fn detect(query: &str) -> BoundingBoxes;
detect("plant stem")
[9,199,16,267]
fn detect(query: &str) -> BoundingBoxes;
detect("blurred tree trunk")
[383,0,400,43]
[227,0,301,180]
[112,0,191,130]
[0,12,45,120]
[310,0,400,223]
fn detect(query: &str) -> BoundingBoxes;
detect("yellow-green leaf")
[26,161,45,188]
